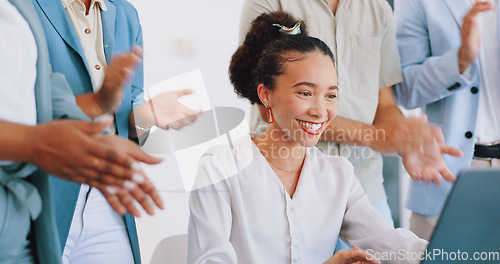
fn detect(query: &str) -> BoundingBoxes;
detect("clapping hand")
[458,0,494,73]
[402,138,463,184]
[29,117,164,216]
[133,89,200,130]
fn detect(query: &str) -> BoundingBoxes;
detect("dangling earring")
[265,105,274,124]
[327,122,331,128]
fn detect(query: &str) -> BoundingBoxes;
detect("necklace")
[266,158,301,173]
[252,137,303,173]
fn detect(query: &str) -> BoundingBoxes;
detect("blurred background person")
[0,0,164,262]
[32,0,199,263]
[393,0,496,240]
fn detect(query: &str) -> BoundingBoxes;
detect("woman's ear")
[257,84,271,107]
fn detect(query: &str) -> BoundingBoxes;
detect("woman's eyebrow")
[293,82,338,91]
[293,81,316,88]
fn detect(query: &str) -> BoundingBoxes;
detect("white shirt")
[241,0,402,203]
[474,0,500,144]
[62,0,116,134]
[188,136,427,264]
[62,0,107,91]
[0,0,38,165]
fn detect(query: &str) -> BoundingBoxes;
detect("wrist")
[360,125,379,148]
[458,47,473,74]
[94,92,109,115]
[23,125,40,164]
[132,107,154,131]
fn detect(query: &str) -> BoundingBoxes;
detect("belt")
[474,144,500,159]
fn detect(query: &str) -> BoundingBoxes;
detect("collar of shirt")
[61,0,107,12]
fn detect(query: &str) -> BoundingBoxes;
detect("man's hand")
[324,247,379,264]
[133,89,200,130]
[458,0,494,73]
[368,115,463,184]
[402,139,463,184]
[99,174,163,217]
[95,46,142,115]
[27,118,162,188]
[93,131,164,215]
[367,115,443,154]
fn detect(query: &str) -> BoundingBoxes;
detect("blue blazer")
[392,0,494,215]
[32,0,144,262]
[4,0,89,263]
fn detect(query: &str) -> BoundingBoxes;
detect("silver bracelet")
[135,124,151,131]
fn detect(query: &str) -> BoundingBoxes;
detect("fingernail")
[132,173,144,184]
[124,180,136,190]
[105,186,118,194]
[94,114,114,124]
[131,162,142,171]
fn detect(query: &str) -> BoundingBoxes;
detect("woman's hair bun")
[230,11,307,105]
[243,11,308,54]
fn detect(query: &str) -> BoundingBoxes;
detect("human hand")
[92,132,164,216]
[95,46,142,114]
[402,139,463,184]
[369,115,443,154]
[324,247,379,264]
[134,89,200,130]
[99,173,163,217]
[28,117,162,189]
[459,0,494,73]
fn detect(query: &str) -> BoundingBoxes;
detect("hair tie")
[272,21,302,35]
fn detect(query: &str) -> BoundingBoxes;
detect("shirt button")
[465,131,473,139]
[471,86,479,94]
[95,65,101,70]
[85,28,91,34]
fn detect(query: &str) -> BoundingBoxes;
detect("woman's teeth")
[297,120,321,131]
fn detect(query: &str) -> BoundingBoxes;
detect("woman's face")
[259,51,338,147]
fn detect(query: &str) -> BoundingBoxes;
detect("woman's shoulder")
[193,135,254,190]
[202,135,253,159]
[199,135,255,172]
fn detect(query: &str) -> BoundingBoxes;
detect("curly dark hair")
[229,11,334,105]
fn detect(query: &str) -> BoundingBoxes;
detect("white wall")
[129,0,248,114]
[127,1,247,263]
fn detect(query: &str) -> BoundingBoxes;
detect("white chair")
[150,234,188,264]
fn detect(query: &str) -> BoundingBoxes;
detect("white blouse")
[188,136,427,264]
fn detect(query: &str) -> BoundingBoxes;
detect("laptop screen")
[421,168,500,264]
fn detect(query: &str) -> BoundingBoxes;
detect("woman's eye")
[298,91,311,96]
[326,94,337,99]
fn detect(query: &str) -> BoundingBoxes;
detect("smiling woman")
[187,11,427,264]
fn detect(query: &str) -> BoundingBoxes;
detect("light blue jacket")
[32,0,144,262]
[393,0,489,215]
[2,0,89,263]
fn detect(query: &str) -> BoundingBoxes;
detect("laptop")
[421,168,500,263]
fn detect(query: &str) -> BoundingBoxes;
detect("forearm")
[0,120,36,162]
[372,102,405,125]
[75,93,105,119]
[320,116,376,146]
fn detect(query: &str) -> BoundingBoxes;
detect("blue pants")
[0,186,35,264]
